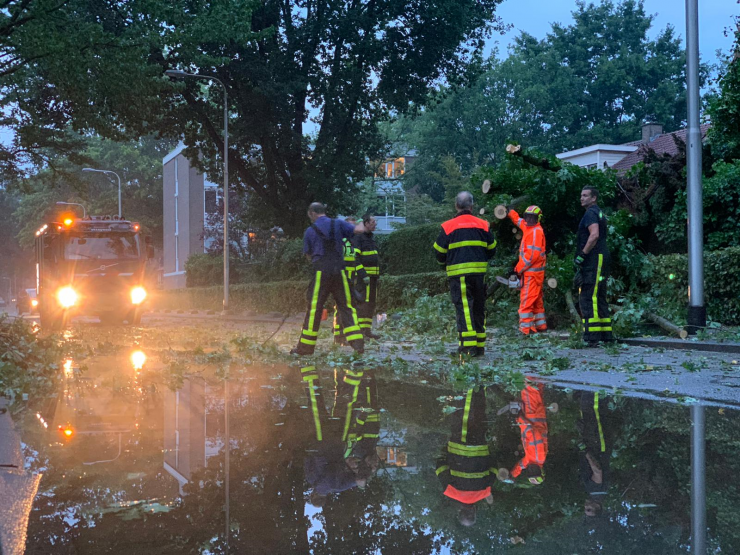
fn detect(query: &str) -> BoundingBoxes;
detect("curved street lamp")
[82,168,122,218]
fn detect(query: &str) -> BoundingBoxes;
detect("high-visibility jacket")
[508,210,546,274]
[436,387,495,504]
[342,238,368,283]
[354,232,380,276]
[510,382,548,479]
[433,211,497,278]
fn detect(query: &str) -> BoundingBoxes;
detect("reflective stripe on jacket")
[354,233,380,276]
[433,211,497,277]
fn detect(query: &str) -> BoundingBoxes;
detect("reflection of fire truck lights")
[58,425,74,438]
[64,218,73,226]
[131,287,147,305]
[64,428,73,437]
[131,350,146,369]
[57,287,78,308]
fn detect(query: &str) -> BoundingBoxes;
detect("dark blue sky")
[489,0,737,64]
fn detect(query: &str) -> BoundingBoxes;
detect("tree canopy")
[2,0,506,235]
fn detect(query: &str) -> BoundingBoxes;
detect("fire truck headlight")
[56,287,78,309]
[131,287,147,305]
[31,299,39,308]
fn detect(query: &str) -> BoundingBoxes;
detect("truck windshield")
[65,233,140,260]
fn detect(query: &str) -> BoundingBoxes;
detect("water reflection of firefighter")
[497,380,552,486]
[436,386,494,527]
[301,366,379,507]
[577,391,611,517]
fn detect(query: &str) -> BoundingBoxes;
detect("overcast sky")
[490,0,737,64]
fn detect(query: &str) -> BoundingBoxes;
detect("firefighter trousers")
[357,276,379,331]
[519,270,546,334]
[578,254,613,343]
[299,270,364,353]
[449,274,486,354]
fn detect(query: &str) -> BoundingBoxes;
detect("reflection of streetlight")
[82,168,122,217]
[165,68,230,314]
[131,350,146,370]
[56,201,87,218]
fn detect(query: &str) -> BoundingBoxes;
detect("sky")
[490,0,738,65]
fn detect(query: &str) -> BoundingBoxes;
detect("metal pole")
[224,377,230,551]
[116,172,122,218]
[691,403,706,555]
[685,0,705,333]
[222,87,230,314]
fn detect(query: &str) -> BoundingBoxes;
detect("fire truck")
[34,215,154,329]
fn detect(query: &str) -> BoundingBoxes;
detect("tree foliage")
[708,17,740,161]
[3,0,506,235]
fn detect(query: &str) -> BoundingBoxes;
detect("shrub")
[377,224,445,275]
[641,247,740,325]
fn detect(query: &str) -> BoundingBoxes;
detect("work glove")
[574,252,585,268]
[573,269,583,289]
[363,276,370,285]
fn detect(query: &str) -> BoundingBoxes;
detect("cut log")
[547,277,558,289]
[482,179,492,194]
[494,205,508,219]
[646,312,689,340]
[479,208,486,215]
[565,290,580,326]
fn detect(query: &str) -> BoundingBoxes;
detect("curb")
[621,337,740,354]
[145,309,303,325]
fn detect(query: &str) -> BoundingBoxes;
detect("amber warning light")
[63,218,73,226]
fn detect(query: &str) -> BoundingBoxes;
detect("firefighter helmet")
[524,205,543,223]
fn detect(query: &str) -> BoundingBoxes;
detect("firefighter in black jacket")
[436,386,495,527]
[334,217,370,345]
[354,214,381,339]
[574,187,613,345]
[434,192,497,357]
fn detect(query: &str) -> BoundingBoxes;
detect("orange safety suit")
[508,210,547,334]
[510,382,548,480]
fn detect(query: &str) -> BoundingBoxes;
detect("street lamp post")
[55,201,87,218]
[165,69,230,314]
[82,168,122,218]
[685,0,705,333]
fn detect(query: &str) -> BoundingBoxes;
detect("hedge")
[640,247,740,325]
[376,223,443,275]
[153,271,451,314]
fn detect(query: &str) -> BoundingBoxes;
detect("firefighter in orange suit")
[508,205,547,335]
[508,380,548,485]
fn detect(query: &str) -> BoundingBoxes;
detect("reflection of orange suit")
[508,210,546,334]
[510,383,548,479]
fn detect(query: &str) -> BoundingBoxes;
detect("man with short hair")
[434,192,497,357]
[574,187,613,344]
[354,214,381,339]
[291,203,365,356]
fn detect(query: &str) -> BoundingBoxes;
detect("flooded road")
[17,342,740,554]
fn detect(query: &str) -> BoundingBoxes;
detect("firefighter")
[508,205,547,335]
[291,203,365,356]
[301,365,378,506]
[436,386,495,527]
[577,391,612,517]
[498,380,548,485]
[333,217,370,345]
[574,187,613,345]
[354,214,381,339]
[434,192,497,357]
